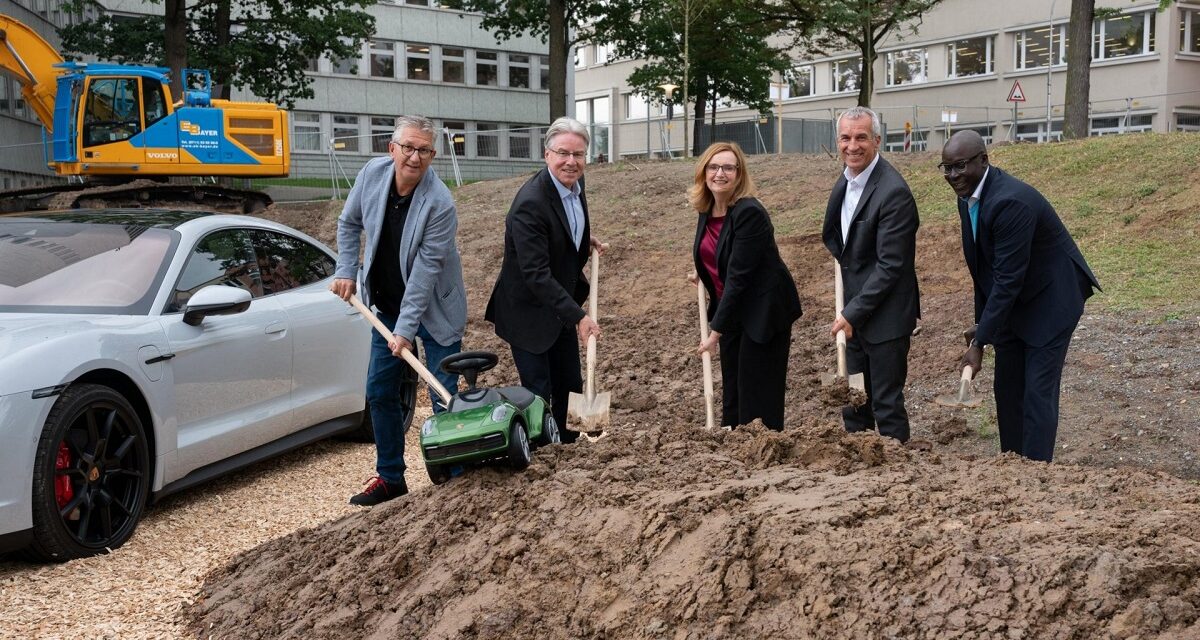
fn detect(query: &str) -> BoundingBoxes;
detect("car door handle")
[145,353,176,365]
[264,321,288,335]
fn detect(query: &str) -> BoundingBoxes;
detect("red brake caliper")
[54,441,74,509]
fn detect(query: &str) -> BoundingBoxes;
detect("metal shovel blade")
[567,390,611,431]
[818,371,865,392]
[934,367,982,408]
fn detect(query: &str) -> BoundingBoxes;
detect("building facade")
[574,0,1200,159]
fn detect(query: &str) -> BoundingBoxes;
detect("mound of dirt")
[186,422,1200,639]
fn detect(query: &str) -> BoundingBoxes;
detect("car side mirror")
[183,285,252,326]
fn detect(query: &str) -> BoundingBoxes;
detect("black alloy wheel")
[28,384,150,561]
[507,419,532,471]
[536,411,561,447]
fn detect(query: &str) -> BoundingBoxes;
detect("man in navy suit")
[940,131,1100,462]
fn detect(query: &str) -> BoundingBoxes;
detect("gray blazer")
[335,157,467,346]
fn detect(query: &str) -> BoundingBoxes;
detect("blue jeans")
[366,313,459,483]
[416,324,461,413]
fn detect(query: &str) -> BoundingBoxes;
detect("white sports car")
[0,209,411,561]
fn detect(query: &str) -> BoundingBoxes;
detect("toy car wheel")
[536,411,561,447]
[426,462,452,485]
[28,384,150,561]
[507,419,532,470]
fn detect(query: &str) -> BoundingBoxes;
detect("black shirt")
[368,180,413,317]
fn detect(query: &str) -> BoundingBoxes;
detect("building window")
[1094,11,1155,60]
[443,121,466,156]
[304,56,319,73]
[475,123,500,157]
[784,65,814,98]
[948,36,993,77]
[0,77,10,114]
[293,112,322,152]
[575,96,610,162]
[593,43,612,65]
[1175,112,1200,131]
[406,44,431,80]
[508,54,530,88]
[332,114,360,152]
[371,117,394,153]
[442,47,465,83]
[1015,25,1067,70]
[832,57,861,93]
[537,56,549,90]
[369,40,395,78]
[331,52,359,75]
[1016,120,1063,143]
[510,125,534,159]
[626,93,649,120]
[476,51,498,86]
[1090,114,1153,135]
[574,48,585,69]
[405,0,432,5]
[886,48,928,86]
[1182,9,1200,53]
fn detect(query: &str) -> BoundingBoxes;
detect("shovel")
[567,247,611,433]
[696,281,717,430]
[934,365,983,408]
[819,259,865,392]
[345,294,454,409]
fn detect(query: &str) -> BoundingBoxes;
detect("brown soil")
[187,152,1200,638]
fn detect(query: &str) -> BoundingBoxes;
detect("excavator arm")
[0,14,65,133]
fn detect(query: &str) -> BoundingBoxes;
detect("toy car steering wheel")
[439,351,499,376]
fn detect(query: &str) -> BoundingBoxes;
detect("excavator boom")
[0,13,62,132]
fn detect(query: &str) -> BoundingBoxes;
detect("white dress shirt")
[841,153,881,244]
[548,170,584,249]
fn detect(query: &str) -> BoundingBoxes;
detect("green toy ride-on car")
[419,351,560,484]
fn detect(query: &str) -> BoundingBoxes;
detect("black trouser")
[718,326,792,430]
[843,333,911,442]
[992,320,1077,462]
[510,325,583,443]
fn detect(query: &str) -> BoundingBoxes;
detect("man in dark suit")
[822,106,921,443]
[941,131,1099,462]
[486,117,605,443]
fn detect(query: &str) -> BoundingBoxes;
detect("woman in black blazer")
[691,142,802,430]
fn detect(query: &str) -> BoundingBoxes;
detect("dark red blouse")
[699,214,725,299]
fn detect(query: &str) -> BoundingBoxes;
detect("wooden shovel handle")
[347,294,453,405]
[583,247,601,400]
[697,281,716,430]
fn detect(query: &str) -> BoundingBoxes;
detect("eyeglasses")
[706,163,738,175]
[393,142,435,159]
[548,148,587,160]
[937,152,983,175]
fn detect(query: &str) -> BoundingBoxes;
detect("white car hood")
[0,313,160,395]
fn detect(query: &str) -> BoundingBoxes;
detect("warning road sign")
[1007,81,1027,103]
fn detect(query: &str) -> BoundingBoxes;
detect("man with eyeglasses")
[941,130,1099,462]
[486,116,605,443]
[822,106,921,443]
[331,114,467,505]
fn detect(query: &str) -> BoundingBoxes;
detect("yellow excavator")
[0,13,290,212]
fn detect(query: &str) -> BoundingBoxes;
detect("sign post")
[1007,80,1027,142]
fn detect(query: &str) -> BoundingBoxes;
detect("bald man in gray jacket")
[331,115,466,505]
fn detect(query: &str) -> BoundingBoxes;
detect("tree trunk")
[856,29,875,107]
[549,0,567,121]
[213,0,233,100]
[164,0,188,99]
[1063,0,1094,139]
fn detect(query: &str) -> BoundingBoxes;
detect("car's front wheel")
[507,419,531,471]
[426,462,452,485]
[28,384,150,561]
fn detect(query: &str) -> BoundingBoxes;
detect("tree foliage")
[597,0,790,156]
[751,0,943,107]
[59,0,375,109]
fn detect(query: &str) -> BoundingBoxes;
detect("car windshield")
[0,220,176,314]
